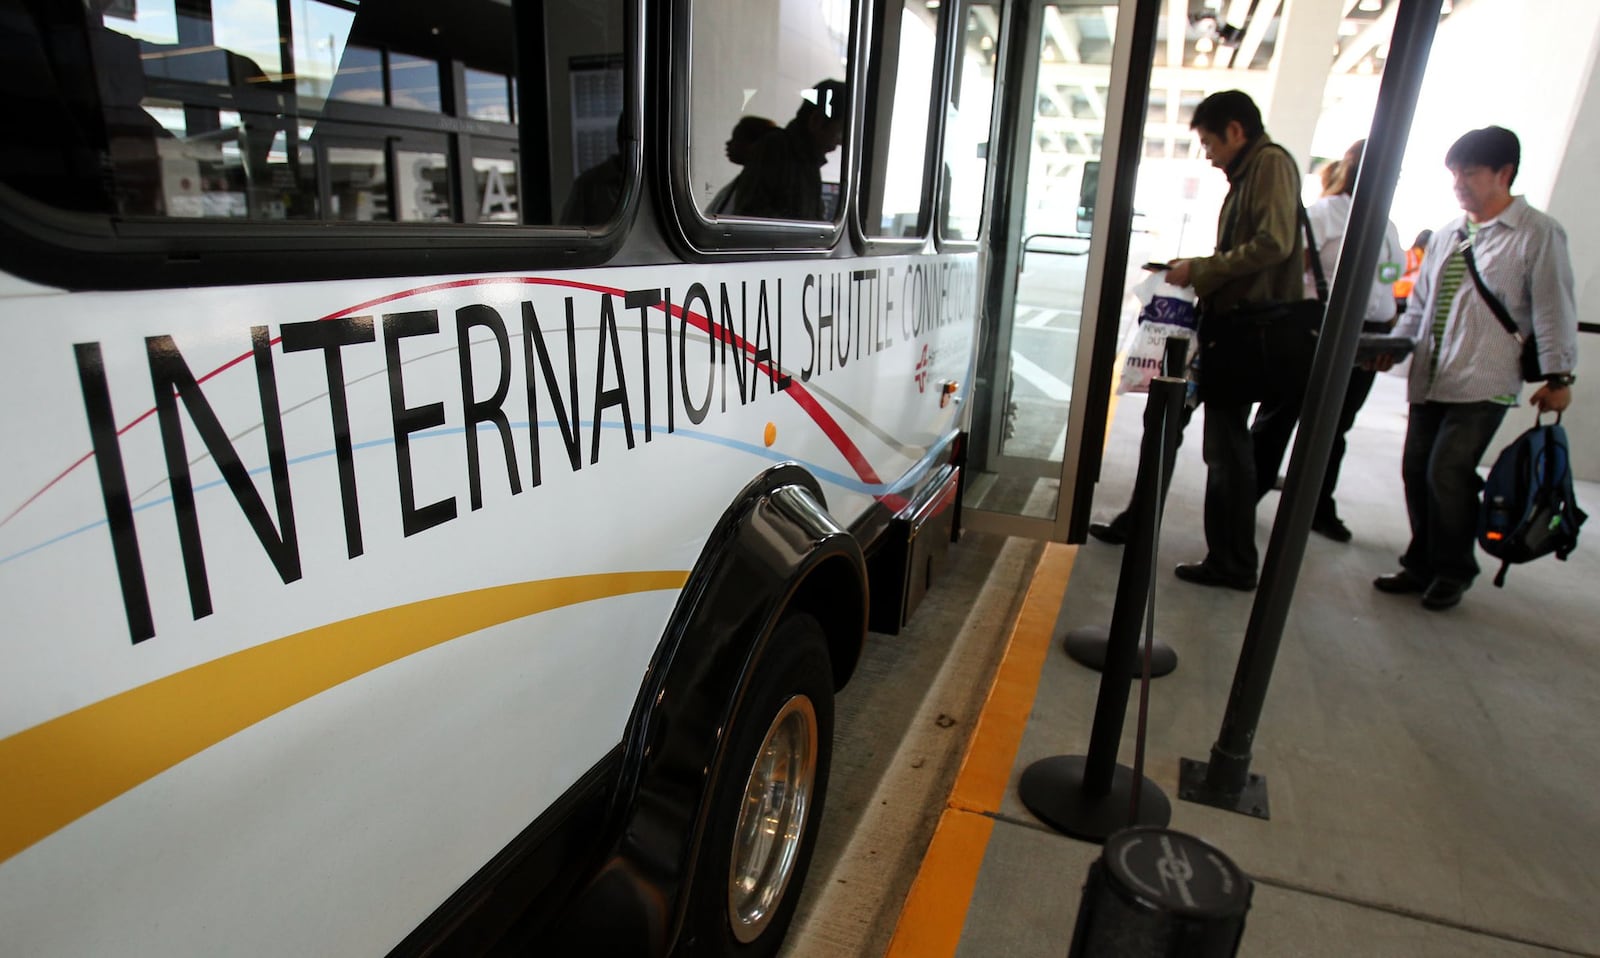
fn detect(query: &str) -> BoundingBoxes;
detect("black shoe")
[1373,570,1428,594]
[1174,561,1257,591]
[1311,513,1352,543]
[1421,578,1467,611]
[1087,519,1129,546]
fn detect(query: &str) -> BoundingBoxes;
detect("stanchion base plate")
[1062,627,1178,677]
[1177,757,1271,820]
[1017,754,1171,843]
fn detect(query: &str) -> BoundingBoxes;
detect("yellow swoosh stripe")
[0,570,688,865]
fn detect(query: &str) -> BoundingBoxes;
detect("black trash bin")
[1068,826,1252,957]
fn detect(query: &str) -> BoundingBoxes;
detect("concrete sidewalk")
[954,372,1600,957]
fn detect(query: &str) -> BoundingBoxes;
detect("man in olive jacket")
[1165,90,1305,590]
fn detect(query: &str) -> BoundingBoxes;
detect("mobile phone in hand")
[1141,261,1170,271]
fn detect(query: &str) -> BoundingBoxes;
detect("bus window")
[0,0,625,231]
[860,0,940,239]
[689,0,854,222]
[940,0,998,242]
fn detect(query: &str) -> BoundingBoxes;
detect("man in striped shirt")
[1373,126,1578,611]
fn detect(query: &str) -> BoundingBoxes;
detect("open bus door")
[960,0,1157,542]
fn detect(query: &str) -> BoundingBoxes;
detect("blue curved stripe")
[0,422,907,569]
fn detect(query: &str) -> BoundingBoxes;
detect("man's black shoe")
[1174,561,1257,591]
[1421,578,1467,611]
[1311,513,1353,543]
[1373,570,1428,594]
[1087,519,1129,546]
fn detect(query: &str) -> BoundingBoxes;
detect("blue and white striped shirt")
[1393,196,1578,404]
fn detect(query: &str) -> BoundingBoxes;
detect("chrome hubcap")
[727,693,818,943]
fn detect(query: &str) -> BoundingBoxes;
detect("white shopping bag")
[1130,269,1199,331]
[1117,270,1197,394]
[1119,321,1192,394]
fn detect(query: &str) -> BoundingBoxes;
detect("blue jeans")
[1400,401,1509,584]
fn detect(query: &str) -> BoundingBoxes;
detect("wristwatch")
[1546,373,1576,388]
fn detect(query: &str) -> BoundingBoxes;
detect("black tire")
[678,613,834,958]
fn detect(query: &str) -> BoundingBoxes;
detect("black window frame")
[0,0,645,292]
[935,0,1002,253]
[851,0,955,256]
[659,0,865,261]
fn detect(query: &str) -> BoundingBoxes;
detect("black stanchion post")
[1162,334,1189,379]
[1019,377,1183,842]
[1063,350,1185,676]
[1067,827,1253,957]
[1179,0,1440,817]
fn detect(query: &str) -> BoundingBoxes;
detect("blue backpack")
[1478,415,1587,587]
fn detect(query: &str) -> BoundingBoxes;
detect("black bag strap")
[1458,228,1523,344]
[1267,143,1327,303]
[1218,142,1326,303]
[1300,200,1328,304]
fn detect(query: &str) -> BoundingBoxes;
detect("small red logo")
[914,344,930,393]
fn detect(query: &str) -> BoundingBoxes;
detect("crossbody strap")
[1218,142,1326,304]
[1299,199,1327,303]
[1458,228,1523,344]
[1270,144,1327,303]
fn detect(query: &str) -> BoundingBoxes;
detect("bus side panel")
[0,252,976,955]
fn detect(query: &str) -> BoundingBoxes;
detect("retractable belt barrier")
[1017,374,1184,842]
[1064,335,1187,677]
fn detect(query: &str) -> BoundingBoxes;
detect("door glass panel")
[963,2,1114,521]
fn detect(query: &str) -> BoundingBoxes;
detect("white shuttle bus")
[0,0,1001,953]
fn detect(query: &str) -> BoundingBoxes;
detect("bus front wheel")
[682,613,834,957]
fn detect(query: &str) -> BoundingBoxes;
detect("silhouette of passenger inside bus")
[561,115,627,225]
[732,80,847,220]
[707,115,777,215]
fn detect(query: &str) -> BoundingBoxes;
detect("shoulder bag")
[1196,165,1325,405]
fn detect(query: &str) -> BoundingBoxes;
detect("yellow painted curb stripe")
[883,807,995,958]
[949,542,1077,815]
[885,542,1078,958]
[0,570,688,865]
[886,361,1122,956]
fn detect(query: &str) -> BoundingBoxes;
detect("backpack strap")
[1493,559,1510,588]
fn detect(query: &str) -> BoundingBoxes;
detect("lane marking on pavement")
[1024,307,1081,328]
[1008,351,1072,401]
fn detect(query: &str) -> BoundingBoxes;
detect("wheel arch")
[549,462,867,956]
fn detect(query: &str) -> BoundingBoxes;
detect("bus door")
[961,0,1152,540]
